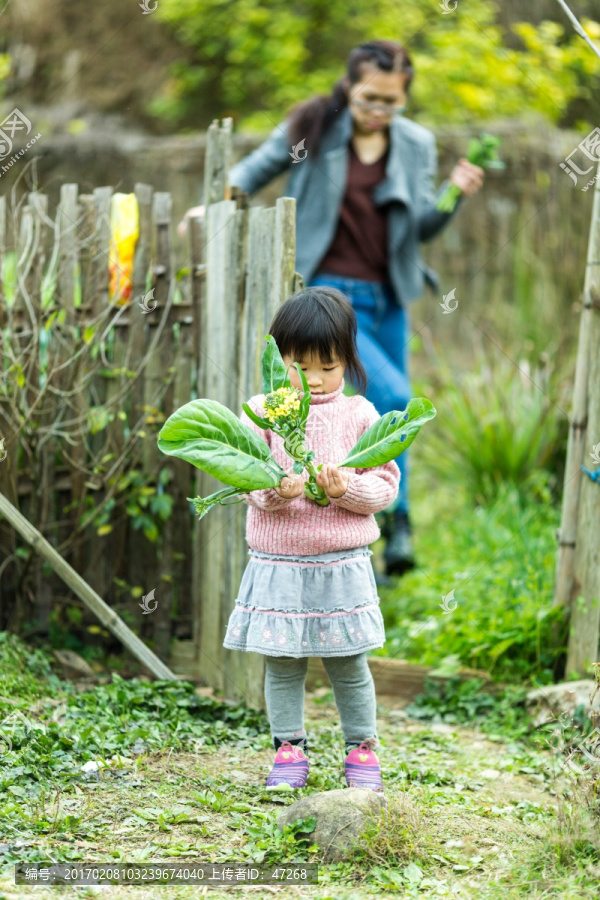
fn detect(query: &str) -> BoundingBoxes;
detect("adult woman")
[181,40,484,577]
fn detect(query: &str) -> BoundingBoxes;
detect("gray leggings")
[264,652,378,751]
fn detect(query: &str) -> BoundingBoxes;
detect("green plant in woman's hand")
[157,335,437,519]
[436,132,505,213]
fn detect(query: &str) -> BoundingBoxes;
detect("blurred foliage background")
[152,0,600,131]
[0,0,599,133]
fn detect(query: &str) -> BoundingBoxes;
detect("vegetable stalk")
[436,132,505,213]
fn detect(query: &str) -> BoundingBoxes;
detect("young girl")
[223,287,400,792]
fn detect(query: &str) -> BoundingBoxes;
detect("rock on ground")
[526,680,599,726]
[276,787,387,862]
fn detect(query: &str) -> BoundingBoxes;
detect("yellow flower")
[263,386,302,427]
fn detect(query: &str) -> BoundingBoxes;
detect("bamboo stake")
[553,159,600,609]
[0,490,177,681]
[565,172,600,673]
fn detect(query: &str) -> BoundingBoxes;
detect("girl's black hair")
[268,287,368,395]
[287,40,413,157]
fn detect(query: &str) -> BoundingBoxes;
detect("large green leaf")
[337,398,436,469]
[157,399,286,489]
[261,334,290,394]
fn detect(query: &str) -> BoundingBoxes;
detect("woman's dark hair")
[269,287,368,395]
[287,40,413,156]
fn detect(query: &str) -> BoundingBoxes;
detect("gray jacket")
[228,106,464,306]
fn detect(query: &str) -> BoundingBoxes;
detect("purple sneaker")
[266,741,309,788]
[344,742,384,792]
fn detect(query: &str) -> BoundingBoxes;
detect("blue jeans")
[309,272,411,514]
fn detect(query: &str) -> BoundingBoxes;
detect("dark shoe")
[382,509,416,577]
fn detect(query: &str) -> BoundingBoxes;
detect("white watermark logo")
[560,126,600,191]
[139,0,158,13]
[289,139,307,164]
[139,588,158,615]
[0,109,41,177]
[440,287,458,314]
[308,407,333,435]
[563,726,600,776]
[0,710,35,756]
[439,589,457,614]
[439,0,458,12]
[258,459,288,481]
[138,288,157,314]
[590,442,600,464]
[0,109,32,159]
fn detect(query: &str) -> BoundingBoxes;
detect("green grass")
[1,634,599,898]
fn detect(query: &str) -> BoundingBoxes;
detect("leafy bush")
[377,477,568,684]
[419,346,570,505]
[0,632,65,714]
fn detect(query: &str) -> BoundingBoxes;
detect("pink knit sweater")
[241,379,400,555]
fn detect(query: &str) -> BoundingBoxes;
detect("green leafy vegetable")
[157,337,436,520]
[436,132,505,213]
[261,334,291,394]
[338,399,437,469]
[158,399,287,518]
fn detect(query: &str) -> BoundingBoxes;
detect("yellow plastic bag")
[109,193,139,305]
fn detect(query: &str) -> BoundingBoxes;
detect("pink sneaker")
[344,742,384,792]
[266,741,309,788]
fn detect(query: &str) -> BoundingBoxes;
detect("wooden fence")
[0,118,298,708]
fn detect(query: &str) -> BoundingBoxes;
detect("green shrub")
[419,346,570,505]
[0,632,64,715]
[377,477,567,684]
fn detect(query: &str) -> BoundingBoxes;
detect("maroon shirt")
[317,142,389,282]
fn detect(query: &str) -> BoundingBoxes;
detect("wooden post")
[150,192,175,660]
[196,198,242,691]
[126,184,157,640]
[25,192,54,631]
[203,118,233,208]
[223,199,298,709]
[83,187,114,597]
[554,160,600,613]
[563,164,600,675]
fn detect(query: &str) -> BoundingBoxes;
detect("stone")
[276,788,387,862]
[525,680,599,727]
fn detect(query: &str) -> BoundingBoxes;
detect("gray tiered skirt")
[222,545,385,658]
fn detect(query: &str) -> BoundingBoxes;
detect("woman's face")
[282,351,345,395]
[348,65,409,135]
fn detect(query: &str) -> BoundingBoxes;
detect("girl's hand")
[315,463,349,499]
[448,159,485,197]
[274,472,305,499]
[177,204,206,239]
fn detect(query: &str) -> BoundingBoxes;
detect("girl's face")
[347,65,409,135]
[282,351,345,395]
